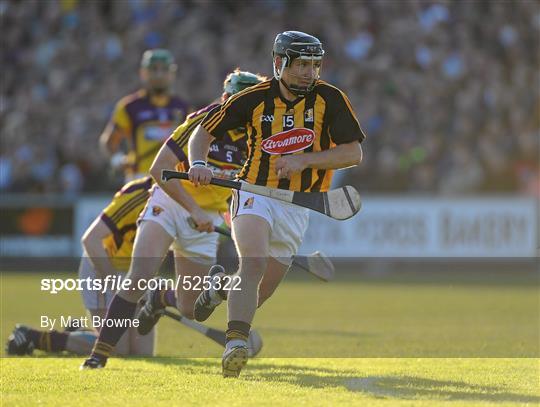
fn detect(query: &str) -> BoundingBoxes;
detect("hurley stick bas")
[162,170,361,220]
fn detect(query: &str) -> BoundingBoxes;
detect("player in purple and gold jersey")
[6,177,155,357]
[100,49,189,181]
[81,70,267,369]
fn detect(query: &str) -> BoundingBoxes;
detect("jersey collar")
[270,78,304,109]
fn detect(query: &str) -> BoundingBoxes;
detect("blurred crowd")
[1,0,538,195]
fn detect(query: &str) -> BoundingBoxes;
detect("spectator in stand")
[1,0,537,195]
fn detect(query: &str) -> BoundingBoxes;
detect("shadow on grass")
[139,358,539,404]
[4,355,537,403]
[342,376,540,403]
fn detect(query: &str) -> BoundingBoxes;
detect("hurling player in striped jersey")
[188,31,365,377]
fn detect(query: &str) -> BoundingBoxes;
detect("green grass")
[1,271,539,406]
[1,358,538,406]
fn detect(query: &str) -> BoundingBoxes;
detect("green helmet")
[141,49,175,68]
[223,69,265,95]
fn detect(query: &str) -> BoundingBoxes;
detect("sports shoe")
[5,325,34,356]
[136,285,165,335]
[64,319,83,332]
[193,265,226,322]
[80,356,106,370]
[222,344,249,378]
[247,330,263,358]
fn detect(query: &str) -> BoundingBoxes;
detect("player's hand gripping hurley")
[161,170,361,220]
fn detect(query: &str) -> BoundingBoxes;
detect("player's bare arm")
[275,142,362,179]
[99,124,133,172]
[187,124,215,186]
[99,124,125,156]
[81,217,119,278]
[150,143,214,232]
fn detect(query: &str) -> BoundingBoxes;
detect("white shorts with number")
[139,186,222,264]
[79,254,122,311]
[231,188,310,265]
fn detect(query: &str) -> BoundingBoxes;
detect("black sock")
[91,295,137,360]
[226,320,251,344]
[27,329,68,352]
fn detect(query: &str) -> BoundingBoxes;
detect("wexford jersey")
[201,78,366,192]
[100,177,153,270]
[110,89,189,176]
[165,104,247,213]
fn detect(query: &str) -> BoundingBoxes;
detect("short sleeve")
[110,101,132,134]
[329,91,366,145]
[100,185,149,233]
[166,108,208,161]
[100,200,122,234]
[166,126,188,162]
[201,97,246,140]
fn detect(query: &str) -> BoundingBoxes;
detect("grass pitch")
[1,269,538,406]
[2,358,538,406]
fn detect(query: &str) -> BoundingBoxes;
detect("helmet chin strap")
[279,77,307,98]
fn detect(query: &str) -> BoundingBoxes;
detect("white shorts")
[231,188,309,264]
[79,255,121,311]
[139,186,222,264]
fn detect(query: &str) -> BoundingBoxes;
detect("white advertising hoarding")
[73,196,110,256]
[70,196,538,258]
[300,197,538,257]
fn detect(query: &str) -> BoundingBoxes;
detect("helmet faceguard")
[272,31,324,97]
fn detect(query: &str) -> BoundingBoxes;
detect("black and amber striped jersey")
[109,90,189,177]
[201,78,365,192]
[165,104,247,212]
[100,176,153,270]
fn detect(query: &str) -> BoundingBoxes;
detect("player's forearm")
[302,141,362,169]
[99,126,126,158]
[86,249,118,279]
[188,125,214,164]
[158,176,205,214]
[81,223,117,278]
[150,145,204,214]
[100,127,115,156]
